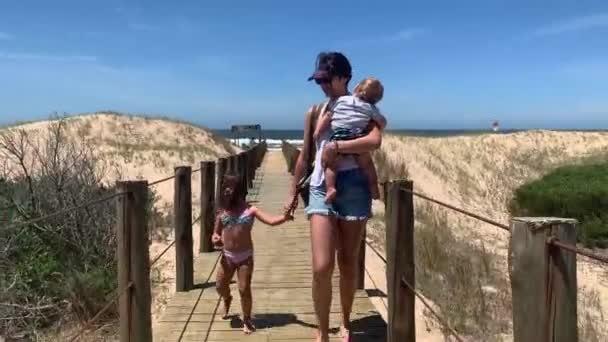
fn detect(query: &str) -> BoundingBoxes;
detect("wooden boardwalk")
[154,151,386,341]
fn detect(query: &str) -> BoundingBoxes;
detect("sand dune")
[1,113,238,339]
[367,130,608,340]
[5,118,607,340]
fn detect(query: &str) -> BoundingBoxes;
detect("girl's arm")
[212,213,223,244]
[313,111,332,141]
[251,206,292,226]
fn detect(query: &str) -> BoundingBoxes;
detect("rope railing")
[548,237,608,265]
[4,191,129,232]
[279,139,605,341]
[399,277,465,342]
[7,143,266,341]
[398,186,511,232]
[365,240,465,342]
[68,282,134,342]
[147,167,202,187]
[149,214,203,268]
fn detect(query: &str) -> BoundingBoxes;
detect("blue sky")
[1,0,607,129]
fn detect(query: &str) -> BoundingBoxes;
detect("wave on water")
[230,137,303,150]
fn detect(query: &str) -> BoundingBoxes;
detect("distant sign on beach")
[231,124,261,132]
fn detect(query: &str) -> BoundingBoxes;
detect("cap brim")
[307,70,329,81]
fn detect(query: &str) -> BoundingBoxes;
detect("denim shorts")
[305,167,372,221]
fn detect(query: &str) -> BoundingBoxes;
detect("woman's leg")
[236,257,255,334]
[354,152,380,200]
[310,214,337,342]
[332,167,372,338]
[336,219,366,334]
[216,256,237,318]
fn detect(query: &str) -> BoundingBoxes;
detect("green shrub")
[509,161,608,248]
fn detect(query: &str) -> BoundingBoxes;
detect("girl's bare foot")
[222,295,232,319]
[243,318,256,334]
[325,187,337,204]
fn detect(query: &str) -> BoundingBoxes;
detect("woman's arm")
[313,111,331,141]
[327,123,383,156]
[251,206,292,226]
[287,107,315,199]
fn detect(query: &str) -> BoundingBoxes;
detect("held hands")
[283,210,295,222]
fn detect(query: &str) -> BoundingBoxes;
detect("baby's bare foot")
[325,188,337,204]
[243,318,256,334]
[222,295,232,319]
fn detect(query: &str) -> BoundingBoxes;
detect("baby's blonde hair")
[354,77,384,105]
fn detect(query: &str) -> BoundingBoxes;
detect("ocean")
[212,129,524,150]
[212,128,608,150]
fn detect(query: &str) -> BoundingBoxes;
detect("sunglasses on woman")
[314,77,331,85]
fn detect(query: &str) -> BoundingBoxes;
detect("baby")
[313,77,387,203]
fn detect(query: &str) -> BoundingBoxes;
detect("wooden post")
[247,149,254,189]
[117,181,152,342]
[232,155,240,177]
[174,166,193,292]
[357,228,366,289]
[199,161,215,253]
[509,217,578,342]
[239,152,248,196]
[215,158,227,213]
[230,155,239,174]
[385,180,415,342]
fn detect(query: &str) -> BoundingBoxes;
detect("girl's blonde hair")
[353,77,384,105]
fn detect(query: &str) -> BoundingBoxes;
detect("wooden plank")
[200,161,216,252]
[175,166,194,292]
[386,180,414,342]
[510,217,578,342]
[153,151,386,342]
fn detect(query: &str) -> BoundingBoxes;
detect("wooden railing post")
[215,157,227,213]
[117,181,152,342]
[385,180,415,342]
[230,155,239,175]
[247,148,254,189]
[174,166,193,292]
[239,152,248,195]
[199,161,215,253]
[510,217,578,342]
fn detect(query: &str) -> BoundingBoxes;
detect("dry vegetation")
[0,112,237,340]
[369,130,608,341]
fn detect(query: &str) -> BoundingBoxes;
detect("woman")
[286,52,384,342]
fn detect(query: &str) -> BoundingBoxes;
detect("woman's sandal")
[243,318,256,334]
[340,326,352,342]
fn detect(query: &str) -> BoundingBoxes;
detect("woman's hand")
[322,141,339,167]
